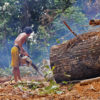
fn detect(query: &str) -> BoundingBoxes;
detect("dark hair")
[90,19,95,22]
[23,27,33,34]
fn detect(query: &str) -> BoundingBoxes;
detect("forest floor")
[0,76,100,100]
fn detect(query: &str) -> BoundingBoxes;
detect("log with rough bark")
[50,28,100,83]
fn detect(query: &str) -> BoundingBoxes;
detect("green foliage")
[0,0,21,43]
[51,66,55,71]
[38,26,50,41]
[0,67,12,77]
[4,67,12,75]
[28,82,40,90]
[56,39,61,44]
[62,81,68,85]
[67,83,74,91]
[14,79,64,96]
[53,0,76,10]
[44,65,50,69]
[39,80,63,95]
[43,65,54,81]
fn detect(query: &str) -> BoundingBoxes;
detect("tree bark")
[50,29,100,83]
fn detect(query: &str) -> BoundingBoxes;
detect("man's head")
[23,27,33,35]
[89,19,95,25]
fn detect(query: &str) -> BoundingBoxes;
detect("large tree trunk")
[50,29,100,83]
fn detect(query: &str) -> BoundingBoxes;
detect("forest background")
[0,0,100,69]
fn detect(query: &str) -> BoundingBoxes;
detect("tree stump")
[50,29,100,83]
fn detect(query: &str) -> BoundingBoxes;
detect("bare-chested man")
[11,27,33,82]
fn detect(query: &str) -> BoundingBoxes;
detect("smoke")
[76,0,100,19]
[0,40,13,68]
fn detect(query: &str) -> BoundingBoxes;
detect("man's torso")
[14,33,27,48]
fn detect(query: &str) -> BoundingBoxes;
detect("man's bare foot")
[10,80,17,85]
[17,80,21,83]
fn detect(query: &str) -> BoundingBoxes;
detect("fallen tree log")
[50,28,100,83]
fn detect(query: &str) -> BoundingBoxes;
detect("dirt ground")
[0,76,100,100]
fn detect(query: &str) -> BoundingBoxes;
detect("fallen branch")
[80,76,100,85]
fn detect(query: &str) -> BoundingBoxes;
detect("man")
[11,27,33,82]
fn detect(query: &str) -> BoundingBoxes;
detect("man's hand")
[23,51,29,56]
[20,56,32,67]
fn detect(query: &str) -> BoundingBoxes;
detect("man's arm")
[20,47,29,56]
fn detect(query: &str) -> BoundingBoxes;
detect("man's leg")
[13,67,18,82]
[11,46,20,82]
[17,66,21,81]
